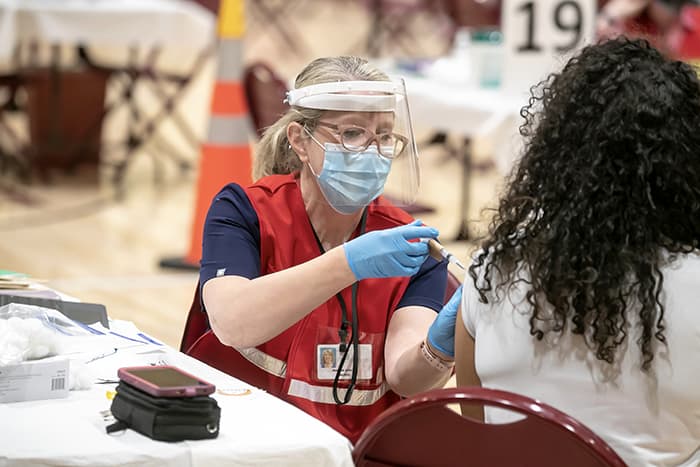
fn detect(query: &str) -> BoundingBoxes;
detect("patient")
[455,37,700,467]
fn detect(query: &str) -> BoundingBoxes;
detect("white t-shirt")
[461,252,700,467]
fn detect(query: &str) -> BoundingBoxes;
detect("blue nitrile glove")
[427,285,463,358]
[344,220,439,281]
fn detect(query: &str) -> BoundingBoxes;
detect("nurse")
[199,56,461,442]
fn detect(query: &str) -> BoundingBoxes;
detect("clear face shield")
[285,78,420,213]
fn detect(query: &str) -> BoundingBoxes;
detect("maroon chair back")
[179,282,206,353]
[353,386,628,467]
[243,62,289,137]
[444,269,461,303]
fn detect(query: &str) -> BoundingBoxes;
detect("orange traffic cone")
[160,0,253,270]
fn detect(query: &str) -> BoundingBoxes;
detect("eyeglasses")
[313,121,408,159]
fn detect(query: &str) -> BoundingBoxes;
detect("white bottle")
[426,26,473,85]
[452,27,472,59]
[450,26,473,86]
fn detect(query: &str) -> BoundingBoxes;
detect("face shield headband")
[285,80,402,111]
[285,79,421,207]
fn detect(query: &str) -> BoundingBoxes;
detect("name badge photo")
[317,344,372,380]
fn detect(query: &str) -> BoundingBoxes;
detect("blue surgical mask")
[309,142,392,215]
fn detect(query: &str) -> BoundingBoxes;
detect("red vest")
[239,173,413,443]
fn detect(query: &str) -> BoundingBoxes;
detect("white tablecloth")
[402,72,527,176]
[0,320,354,467]
[0,0,216,62]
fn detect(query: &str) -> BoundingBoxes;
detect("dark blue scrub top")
[200,184,447,313]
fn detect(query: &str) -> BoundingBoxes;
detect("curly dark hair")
[470,37,700,370]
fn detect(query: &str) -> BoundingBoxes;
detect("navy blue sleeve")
[396,254,448,313]
[199,184,261,288]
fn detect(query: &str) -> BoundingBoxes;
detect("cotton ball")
[24,319,47,358]
[0,341,26,365]
[23,318,59,360]
[3,332,29,351]
[6,316,25,328]
[0,315,66,364]
[35,322,63,355]
[69,361,95,390]
[0,319,31,364]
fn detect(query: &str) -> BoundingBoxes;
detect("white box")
[0,357,69,403]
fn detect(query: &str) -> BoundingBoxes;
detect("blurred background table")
[0,0,214,61]
[0,0,216,189]
[402,70,523,174]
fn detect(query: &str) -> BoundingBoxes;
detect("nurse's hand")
[344,220,438,280]
[427,285,463,358]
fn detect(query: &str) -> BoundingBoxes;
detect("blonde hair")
[322,348,334,365]
[252,56,389,181]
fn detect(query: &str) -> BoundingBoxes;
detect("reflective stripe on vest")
[238,347,388,406]
[288,379,389,406]
[238,347,287,377]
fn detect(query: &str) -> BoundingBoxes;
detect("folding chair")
[0,71,30,183]
[24,51,111,182]
[68,0,218,193]
[353,386,628,467]
[77,44,214,193]
[0,43,50,186]
[0,1,218,195]
[245,0,310,58]
[357,0,454,57]
[242,61,289,137]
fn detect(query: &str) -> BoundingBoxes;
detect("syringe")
[426,238,466,270]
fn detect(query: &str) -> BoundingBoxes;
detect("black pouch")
[106,381,221,442]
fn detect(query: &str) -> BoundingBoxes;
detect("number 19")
[517,0,583,53]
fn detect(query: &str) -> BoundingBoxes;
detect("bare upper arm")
[201,275,250,330]
[384,305,435,377]
[455,305,483,420]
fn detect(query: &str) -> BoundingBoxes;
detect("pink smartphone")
[117,365,216,398]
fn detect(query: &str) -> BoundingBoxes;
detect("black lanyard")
[310,209,368,405]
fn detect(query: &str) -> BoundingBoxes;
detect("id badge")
[317,343,372,381]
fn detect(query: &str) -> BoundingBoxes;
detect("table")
[0,0,216,188]
[0,0,214,63]
[403,72,525,175]
[0,320,355,466]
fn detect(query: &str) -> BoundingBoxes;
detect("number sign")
[501,0,596,95]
